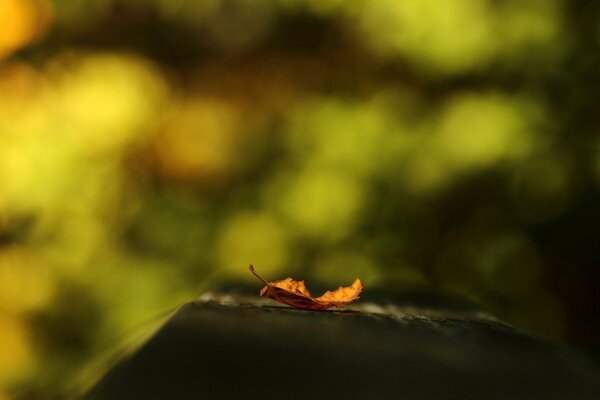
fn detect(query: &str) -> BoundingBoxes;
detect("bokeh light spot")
[0,247,55,315]
[275,169,365,241]
[217,212,290,279]
[0,315,33,386]
[435,93,533,170]
[357,0,495,74]
[153,98,239,184]
[0,0,53,59]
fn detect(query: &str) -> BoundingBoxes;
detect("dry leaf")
[249,264,363,310]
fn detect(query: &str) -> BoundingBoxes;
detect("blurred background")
[1,0,600,398]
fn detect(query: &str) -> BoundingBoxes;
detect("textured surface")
[87,292,600,400]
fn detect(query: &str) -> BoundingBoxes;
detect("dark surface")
[86,292,600,400]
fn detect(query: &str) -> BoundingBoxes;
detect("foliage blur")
[1,0,600,398]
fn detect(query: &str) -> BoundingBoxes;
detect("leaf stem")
[248,264,297,308]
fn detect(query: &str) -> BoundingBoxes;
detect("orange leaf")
[249,265,363,310]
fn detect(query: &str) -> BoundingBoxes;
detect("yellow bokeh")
[357,0,495,73]
[0,315,34,386]
[217,212,290,279]
[354,0,561,74]
[397,93,542,193]
[286,97,405,177]
[52,53,168,155]
[0,0,53,59]
[496,0,562,58]
[0,246,55,315]
[153,98,240,183]
[0,54,166,220]
[272,168,365,241]
[435,93,534,170]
